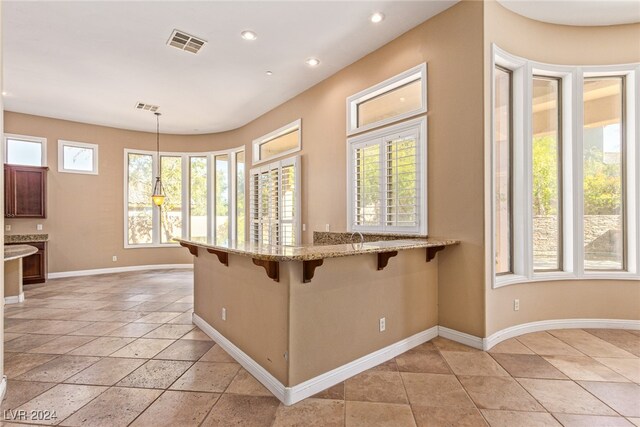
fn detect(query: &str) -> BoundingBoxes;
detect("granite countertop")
[5,234,49,244]
[4,244,39,261]
[313,231,429,245]
[176,237,459,262]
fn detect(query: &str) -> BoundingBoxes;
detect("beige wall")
[483,2,640,336]
[4,113,239,273]
[194,248,437,387]
[4,258,22,298]
[194,251,290,384]
[1,0,5,390]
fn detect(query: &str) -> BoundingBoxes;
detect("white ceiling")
[497,0,640,27]
[2,1,458,134]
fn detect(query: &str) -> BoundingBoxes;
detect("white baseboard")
[4,292,24,305]
[193,313,438,406]
[438,326,484,349]
[438,319,640,351]
[483,318,640,350]
[48,264,193,279]
[0,375,6,403]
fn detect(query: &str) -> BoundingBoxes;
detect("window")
[58,140,98,174]
[189,157,208,240]
[236,151,246,244]
[583,76,624,271]
[532,77,562,271]
[347,117,427,235]
[347,63,427,135]
[125,147,245,248]
[160,156,183,244]
[127,152,153,245]
[252,119,301,165]
[5,134,46,166]
[492,44,639,286]
[249,156,300,246]
[215,154,230,245]
[494,66,513,274]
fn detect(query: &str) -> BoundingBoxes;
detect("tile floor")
[1,269,639,426]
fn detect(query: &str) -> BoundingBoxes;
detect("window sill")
[124,244,180,249]
[494,271,640,288]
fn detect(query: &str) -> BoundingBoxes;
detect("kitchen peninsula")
[178,235,458,405]
[4,244,39,304]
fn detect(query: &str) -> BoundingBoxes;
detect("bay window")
[495,66,513,274]
[532,76,562,271]
[125,147,245,248]
[583,77,624,271]
[492,44,639,286]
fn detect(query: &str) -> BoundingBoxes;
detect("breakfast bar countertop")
[176,237,459,262]
[4,244,39,261]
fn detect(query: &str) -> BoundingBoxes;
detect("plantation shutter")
[385,132,419,229]
[353,141,382,228]
[249,156,300,246]
[348,120,424,234]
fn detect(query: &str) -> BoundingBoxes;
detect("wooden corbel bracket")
[179,242,199,257]
[302,259,324,283]
[377,251,398,271]
[207,249,229,266]
[426,246,445,262]
[253,258,279,282]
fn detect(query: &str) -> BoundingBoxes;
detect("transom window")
[492,45,639,286]
[347,63,427,135]
[5,134,46,167]
[252,119,301,165]
[58,140,98,175]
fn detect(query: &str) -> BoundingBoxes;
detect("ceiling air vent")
[135,102,159,112]
[167,29,206,54]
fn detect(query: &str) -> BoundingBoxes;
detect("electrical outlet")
[514,299,520,311]
[379,317,386,332]
[112,256,117,262]
[325,224,330,232]
[36,224,43,231]
[222,307,227,321]
[5,225,10,232]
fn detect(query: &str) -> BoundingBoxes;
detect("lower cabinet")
[7,242,47,284]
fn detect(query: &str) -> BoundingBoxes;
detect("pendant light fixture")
[151,112,165,207]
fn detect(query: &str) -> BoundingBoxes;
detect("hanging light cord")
[155,112,161,161]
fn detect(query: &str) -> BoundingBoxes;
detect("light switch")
[36,224,43,231]
[5,225,11,232]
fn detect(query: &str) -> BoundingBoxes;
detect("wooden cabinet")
[5,164,48,218]
[6,242,47,284]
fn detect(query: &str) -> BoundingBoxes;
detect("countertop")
[176,237,459,262]
[313,231,428,245]
[5,234,49,244]
[5,244,38,261]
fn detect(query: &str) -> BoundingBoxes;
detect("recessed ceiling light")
[370,12,385,23]
[241,30,257,41]
[1,91,7,96]
[305,58,320,67]
[265,71,273,76]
